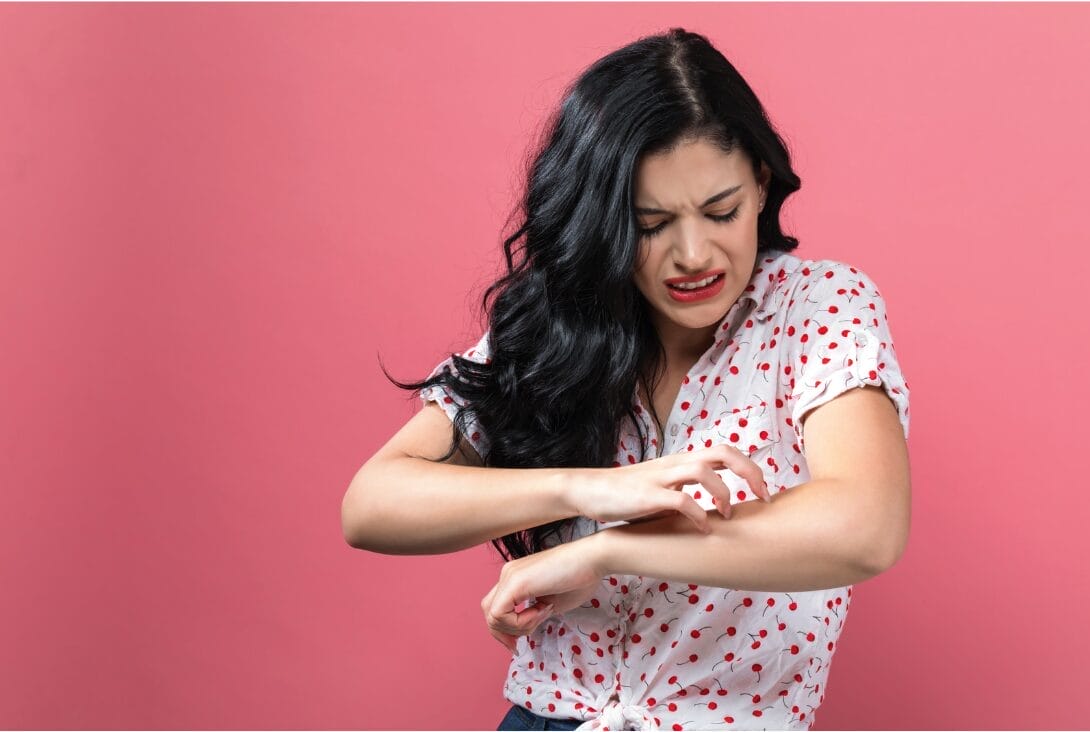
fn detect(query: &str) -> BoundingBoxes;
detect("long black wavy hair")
[388,27,802,561]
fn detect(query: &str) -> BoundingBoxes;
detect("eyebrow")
[634,185,743,215]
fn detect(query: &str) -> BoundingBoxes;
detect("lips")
[664,269,725,286]
[664,272,726,302]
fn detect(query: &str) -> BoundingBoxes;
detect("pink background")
[1,2,1087,729]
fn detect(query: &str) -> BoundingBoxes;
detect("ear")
[758,161,772,196]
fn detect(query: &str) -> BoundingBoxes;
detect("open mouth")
[666,273,724,291]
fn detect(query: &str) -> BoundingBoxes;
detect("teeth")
[670,275,720,290]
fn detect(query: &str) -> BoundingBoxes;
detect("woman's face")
[632,137,770,360]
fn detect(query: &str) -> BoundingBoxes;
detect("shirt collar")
[708,250,794,360]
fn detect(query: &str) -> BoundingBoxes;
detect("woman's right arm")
[343,400,770,555]
[341,402,581,555]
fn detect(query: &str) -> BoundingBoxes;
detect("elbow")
[341,493,364,549]
[341,474,375,550]
[857,521,909,575]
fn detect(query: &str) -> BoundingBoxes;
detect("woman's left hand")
[480,536,608,653]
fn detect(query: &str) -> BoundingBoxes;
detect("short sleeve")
[418,329,493,460]
[786,261,911,447]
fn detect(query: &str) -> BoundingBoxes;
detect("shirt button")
[669,425,679,436]
[855,333,868,347]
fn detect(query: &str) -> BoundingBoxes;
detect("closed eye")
[638,206,742,238]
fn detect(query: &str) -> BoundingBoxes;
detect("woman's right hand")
[566,446,773,532]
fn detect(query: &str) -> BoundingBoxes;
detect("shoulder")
[784,255,880,293]
[777,255,890,323]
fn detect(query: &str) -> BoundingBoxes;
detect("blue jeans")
[496,702,583,731]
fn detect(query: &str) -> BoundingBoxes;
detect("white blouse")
[420,250,911,730]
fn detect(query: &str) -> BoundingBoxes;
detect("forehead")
[634,139,751,198]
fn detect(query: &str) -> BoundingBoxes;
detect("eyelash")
[638,206,742,238]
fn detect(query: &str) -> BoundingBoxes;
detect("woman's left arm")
[481,385,910,647]
[585,384,911,592]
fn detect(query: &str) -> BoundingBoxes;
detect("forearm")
[344,457,580,555]
[584,478,885,592]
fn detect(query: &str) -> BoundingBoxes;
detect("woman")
[343,27,912,731]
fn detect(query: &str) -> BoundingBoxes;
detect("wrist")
[556,467,594,516]
[582,523,616,578]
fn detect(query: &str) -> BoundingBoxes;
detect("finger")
[492,602,555,640]
[697,465,733,517]
[487,624,519,653]
[713,495,732,519]
[713,445,770,503]
[669,491,711,534]
[480,583,498,613]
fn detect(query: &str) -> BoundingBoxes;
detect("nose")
[671,217,715,274]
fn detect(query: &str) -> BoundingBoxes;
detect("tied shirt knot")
[575,696,659,731]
